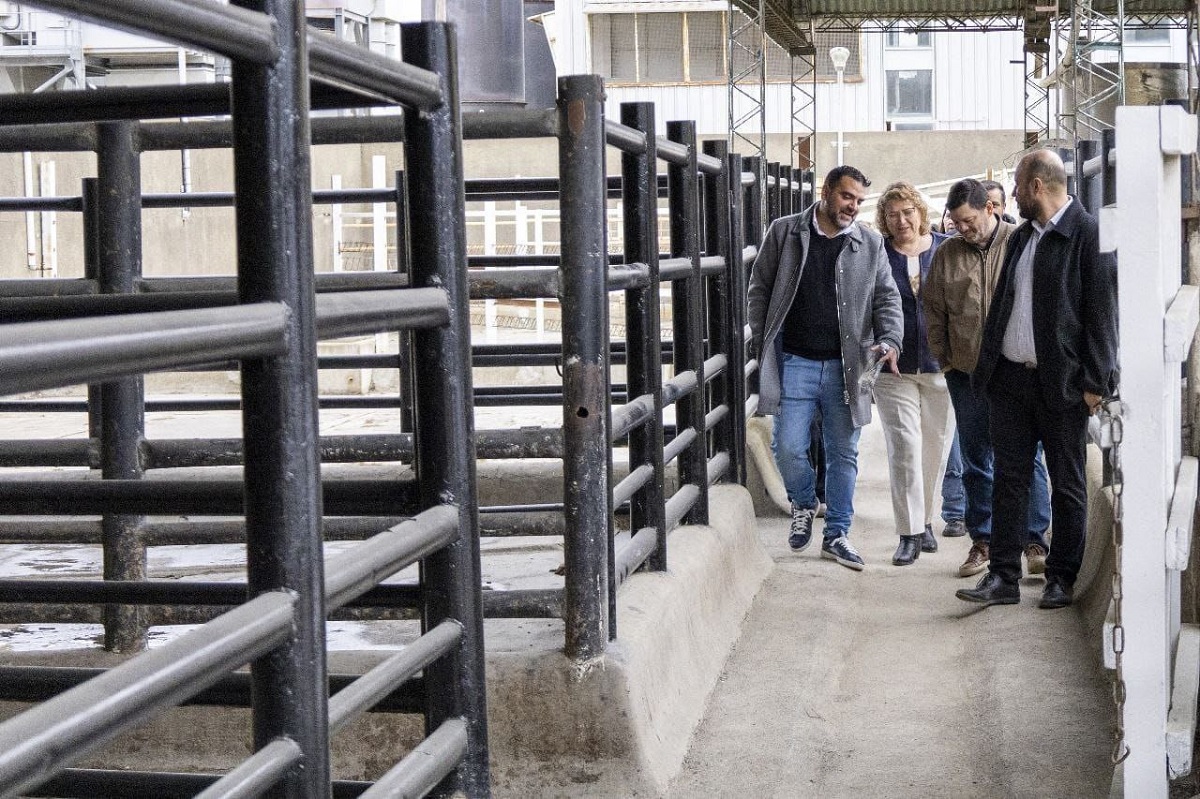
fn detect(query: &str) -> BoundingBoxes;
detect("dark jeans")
[944,369,1050,546]
[986,359,1090,585]
[941,431,964,521]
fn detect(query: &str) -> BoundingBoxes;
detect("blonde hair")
[874,181,931,238]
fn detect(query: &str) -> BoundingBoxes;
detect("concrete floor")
[667,419,1115,799]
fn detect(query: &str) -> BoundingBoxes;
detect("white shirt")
[1001,197,1074,365]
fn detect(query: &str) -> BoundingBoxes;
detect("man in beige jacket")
[922,178,1051,579]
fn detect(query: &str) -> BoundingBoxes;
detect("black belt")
[1001,356,1037,370]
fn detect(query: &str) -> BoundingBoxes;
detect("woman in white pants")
[872,183,955,566]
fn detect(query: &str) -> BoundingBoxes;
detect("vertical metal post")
[778,165,793,218]
[621,101,667,573]
[744,155,764,249]
[394,168,416,436]
[230,0,329,793]
[95,122,147,653]
[1076,138,1102,214]
[766,161,781,223]
[558,74,612,661]
[725,152,748,485]
[402,23,490,795]
[81,178,102,443]
[668,120,709,526]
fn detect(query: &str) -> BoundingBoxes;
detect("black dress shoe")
[955,573,1020,606]
[921,524,938,553]
[892,534,921,566]
[1039,578,1074,609]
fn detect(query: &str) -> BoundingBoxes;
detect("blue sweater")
[885,232,949,374]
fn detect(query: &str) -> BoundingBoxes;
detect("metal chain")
[1102,397,1130,765]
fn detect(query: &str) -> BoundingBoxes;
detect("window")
[591,12,861,84]
[886,69,933,116]
[885,30,932,48]
[1126,27,1170,43]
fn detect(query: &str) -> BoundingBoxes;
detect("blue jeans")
[941,431,965,522]
[775,353,861,538]
[944,369,1049,546]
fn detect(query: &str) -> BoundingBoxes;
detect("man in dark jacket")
[957,149,1118,609]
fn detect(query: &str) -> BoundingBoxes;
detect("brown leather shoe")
[1024,543,1047,576]
[958,540,989,578]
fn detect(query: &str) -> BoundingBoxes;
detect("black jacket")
[974,199,1118,408]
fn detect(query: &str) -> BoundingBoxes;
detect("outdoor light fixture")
[830,46,850,167]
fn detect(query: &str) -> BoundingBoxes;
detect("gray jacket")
[747,205,903,427]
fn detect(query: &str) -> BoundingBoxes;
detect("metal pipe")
[193,738,301,799]
[663,427,698,465]
[558,74,613,662]
[324,506,459,611]
[605,118,647,154]
[0,591,294,797]
[307,29,443,112]
[24,0,280,65]
[461,108,558,139]
[27,770,373,799]
[612,464,655,510]
[95,120,148,654]
[615,526,658,585]
[0,84,230,126]
[703,139,739,489]
[328,620,461,732]
[665,483,702,531]
[0,304,287,396]
[401,22,489,795]
[358,718,468,799]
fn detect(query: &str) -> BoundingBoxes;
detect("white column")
[1108,103,1198,799]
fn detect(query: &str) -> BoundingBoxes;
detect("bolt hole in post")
[576,407,589,419]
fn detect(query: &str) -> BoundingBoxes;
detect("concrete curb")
[745,416,790,518]
[487,484,772,797]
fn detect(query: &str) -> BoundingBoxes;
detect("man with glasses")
[922,178,1052,580]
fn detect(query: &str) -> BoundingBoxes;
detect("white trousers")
[872,372,955,536]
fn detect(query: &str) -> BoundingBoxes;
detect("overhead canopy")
[746,0,1193,55]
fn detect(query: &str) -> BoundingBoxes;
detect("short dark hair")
[945,178,989,213]
[823,165,871,190]
[981,179,1007,206]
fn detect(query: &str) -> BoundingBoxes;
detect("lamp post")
[830,46,850,167]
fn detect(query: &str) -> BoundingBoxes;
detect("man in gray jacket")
[747,165,903,569]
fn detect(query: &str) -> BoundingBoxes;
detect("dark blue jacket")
[885,232,950,374]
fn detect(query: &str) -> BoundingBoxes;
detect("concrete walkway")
[667,419,1115,799]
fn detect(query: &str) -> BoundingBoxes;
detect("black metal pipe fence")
[0,11,487,799]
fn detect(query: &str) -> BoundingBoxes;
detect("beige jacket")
[921,218,1016,374]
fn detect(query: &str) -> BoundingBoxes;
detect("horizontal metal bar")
[462,108,558,139]
[469,268,558,300]
[696,151,723,175]
[655,137,689,165]
[0,590,294,797]
[708,451,731,485]
[29,770,372,799]
[700,255,727,275]
[139,272,409,294]
[605,119,648,154]
[0,439,94,468]
[663,369,700,407]
[359,718,468,799]
[0,479,420,516]
[706,403,730,432]
[663,427,698,466]
[741,244,757,264]
[703,354,728,381]
[615,526,658,585]
[658,257,692,282]
[0,304,286,395]
[741,170,756,186]
[25,0,280,65]
[307,29,443,111]
[665,483,702,531]
[0,84,230,127]
[0,196,83,213]
[0,123,96,153]
[194,738,301,799]
[316,288,449,339]
[745,357,759,378]
[328,620,461,733]
[612,463,654,509]
[745,393,760,418]
[611,393,656,442]
[325,506,459,611]
[608,262,651,291]
[482,588,562,619]
[139,114,407,151]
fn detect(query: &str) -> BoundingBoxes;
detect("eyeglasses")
[884,207,919,222]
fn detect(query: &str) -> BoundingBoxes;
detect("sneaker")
[1024,542,1047,575]
[957,539,989,578]
[788,505,816,552]
[821,536,865,571]
[942,519,967,537]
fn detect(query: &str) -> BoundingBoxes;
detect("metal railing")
[0,6,486,798]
